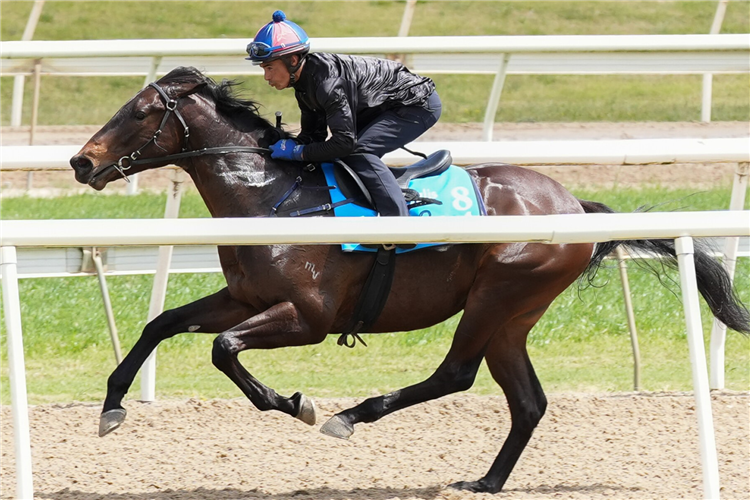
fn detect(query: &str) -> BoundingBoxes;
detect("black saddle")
[332,150,453,209]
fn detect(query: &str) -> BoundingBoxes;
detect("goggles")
[246,40,306,61]
[246,41,278,60]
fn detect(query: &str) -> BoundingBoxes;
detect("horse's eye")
[135,111,147,120]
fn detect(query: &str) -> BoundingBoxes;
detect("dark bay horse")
[70,67,749,494]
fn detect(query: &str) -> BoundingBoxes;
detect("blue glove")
[269,139,305,161]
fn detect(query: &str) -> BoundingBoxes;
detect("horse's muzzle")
[70,154,94,184]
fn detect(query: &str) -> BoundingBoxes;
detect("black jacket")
[292,52,435,162]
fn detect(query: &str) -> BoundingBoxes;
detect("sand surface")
[2,392,748,499]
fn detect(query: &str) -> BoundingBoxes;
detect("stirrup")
[337,330,368,348]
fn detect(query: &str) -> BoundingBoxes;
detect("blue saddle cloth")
[321,162,487,254]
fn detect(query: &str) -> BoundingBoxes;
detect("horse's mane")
[158,66,290,140]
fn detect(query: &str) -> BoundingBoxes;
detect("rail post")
[1,246,34,500]
[701,0,729,122]
[710,161,749,389]
[675,236,720,499]
[615,246,640,391]
[481,53,511,142]
[140,168,185,401]
[91,248,123,364]
[10,0,46,128]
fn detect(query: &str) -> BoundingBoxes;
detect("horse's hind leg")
[100,287,256,436]
[450,308,548,494]
[319,256,568,493]
[319,276,505,439]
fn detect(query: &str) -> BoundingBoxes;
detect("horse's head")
[70,67,209,190]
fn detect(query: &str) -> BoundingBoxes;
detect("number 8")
[451,186,473,212]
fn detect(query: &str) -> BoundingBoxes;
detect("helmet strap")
[283,55,305,87]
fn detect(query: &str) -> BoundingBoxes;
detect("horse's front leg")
[100,287,256,436]
[211,301,327,425]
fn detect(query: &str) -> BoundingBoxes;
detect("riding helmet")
[246,10,310,65]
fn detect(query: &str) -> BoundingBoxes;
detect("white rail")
[2,212,748,500]
[2,137,749,171]
[5,34,748,59]
[2,212,748,247]
[4,34,748,133]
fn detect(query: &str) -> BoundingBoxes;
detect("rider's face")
[261,59,291,90]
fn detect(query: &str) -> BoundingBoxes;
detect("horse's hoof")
[99,408,127,437]
[320,415,354,440]
[448,480,497,494]
[294,393,317,426]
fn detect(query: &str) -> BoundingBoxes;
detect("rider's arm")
[296,100,328,145]
[298,79,357,162]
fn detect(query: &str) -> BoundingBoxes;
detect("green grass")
[2,1,749,125]
[1,186,748,404]
[3,1,748,40]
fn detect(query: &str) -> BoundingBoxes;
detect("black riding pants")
[343,91,442,216]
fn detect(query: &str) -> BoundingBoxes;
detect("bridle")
[110,82,270,181]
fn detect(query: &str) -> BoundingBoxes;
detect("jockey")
[246,10,442,216]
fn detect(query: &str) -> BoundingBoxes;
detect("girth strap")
[287,198,355,217]
[338,246,397,348]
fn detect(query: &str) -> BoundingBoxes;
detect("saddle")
[332,150,453,210]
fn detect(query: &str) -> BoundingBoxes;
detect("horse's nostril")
[70,155,93,171]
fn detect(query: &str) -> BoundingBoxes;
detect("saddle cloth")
[321,161,487,254]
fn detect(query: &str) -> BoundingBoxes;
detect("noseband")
[111,82,269,181]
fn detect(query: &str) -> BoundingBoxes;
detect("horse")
[70,66,749,494]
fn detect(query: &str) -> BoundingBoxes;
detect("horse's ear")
[174,81,208,99]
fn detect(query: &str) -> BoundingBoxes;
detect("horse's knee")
[142,309,181,340]
[537,394,548,419]
[526,397,546,427]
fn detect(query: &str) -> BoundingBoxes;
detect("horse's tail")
[578,199,750,335]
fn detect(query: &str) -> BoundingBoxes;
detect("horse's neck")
[183,122,297,218]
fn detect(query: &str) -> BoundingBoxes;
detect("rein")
[110,82,269,181]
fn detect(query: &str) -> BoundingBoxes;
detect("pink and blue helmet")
[246,10,310,65]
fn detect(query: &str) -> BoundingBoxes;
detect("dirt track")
[2,392,749,499]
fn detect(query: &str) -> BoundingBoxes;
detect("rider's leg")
[344,153,409,216]
[343,92,442,217]
[356,91,441,158]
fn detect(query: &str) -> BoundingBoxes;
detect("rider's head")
[246,10,310,89]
